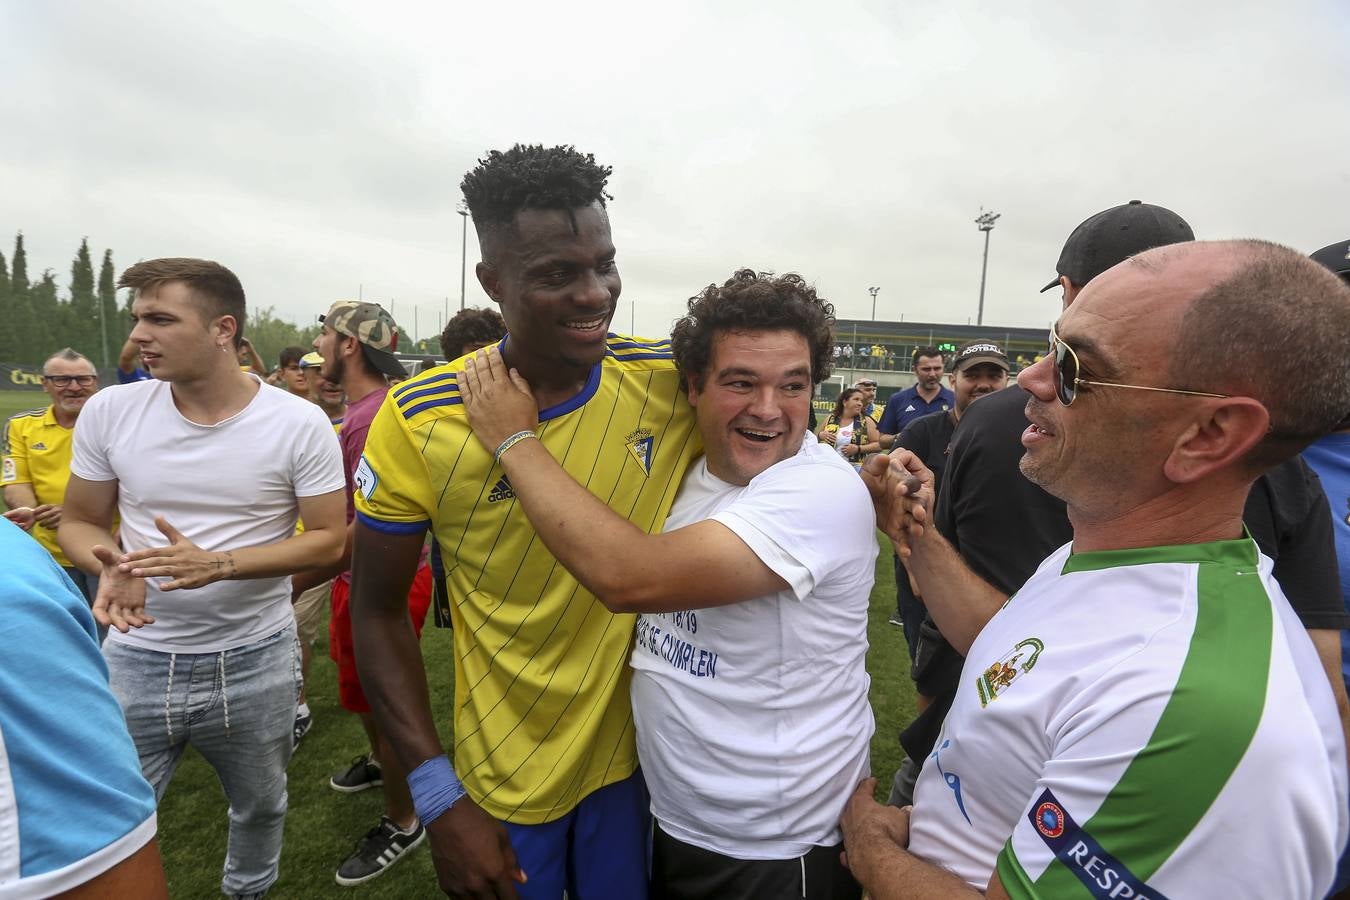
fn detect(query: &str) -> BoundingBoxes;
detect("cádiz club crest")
[625,427,655,476]
[976,637,1044,708]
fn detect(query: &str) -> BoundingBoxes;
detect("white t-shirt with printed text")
[908,538,1347,899]
[630,434,877,859]
[69,377,345,653]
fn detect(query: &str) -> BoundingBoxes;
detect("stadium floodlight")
[975,209,1001,326]
[457,203,470,311]
[868,286,880,321]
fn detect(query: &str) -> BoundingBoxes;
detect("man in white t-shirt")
[59,257,346,900]
[844,240,1350,898]
[457,269,877,899]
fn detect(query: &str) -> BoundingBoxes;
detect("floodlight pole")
[868,286,880,321]
[457,204,470,312]
[975,209,1001,326]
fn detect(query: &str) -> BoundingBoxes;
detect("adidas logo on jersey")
[31,442,47,450]
[488,476,515,503]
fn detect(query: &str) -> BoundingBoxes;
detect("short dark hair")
[461,144,613,262]
[1168,240,1350,464]
[913,346,943,366]
[279,346,306,369]
[671,269,835,392]
[440,307,507,360]
[118,258,247,347]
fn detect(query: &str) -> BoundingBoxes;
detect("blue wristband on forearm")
[407,754,467,826]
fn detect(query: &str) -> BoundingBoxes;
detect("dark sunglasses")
[43,375,96,387]
[1049,325,1228,407]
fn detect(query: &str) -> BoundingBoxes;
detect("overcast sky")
[4,0,1347,347]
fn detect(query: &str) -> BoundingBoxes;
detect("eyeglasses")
[43,375,96,387]
[1048,325,1228,407]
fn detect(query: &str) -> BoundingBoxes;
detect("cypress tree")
[28,270,59,365]
[69,238,98,356]
[0,251,10,361]
[11,232,28,295]
[97,249,118,367]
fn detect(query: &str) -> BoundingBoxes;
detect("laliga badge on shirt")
[1,458,15,482]
[354,456,378,501]
[976,637,1044,707]
[625,427,655,476]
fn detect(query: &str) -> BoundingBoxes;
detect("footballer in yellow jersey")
[357,334,698,818]
[348,144,699,899]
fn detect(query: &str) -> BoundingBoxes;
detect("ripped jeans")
[103,624,300,898]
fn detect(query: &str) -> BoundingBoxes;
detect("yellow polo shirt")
[3,406,77,566]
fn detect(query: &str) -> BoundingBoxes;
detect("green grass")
[0,389,44,422]
[155,536,914,897]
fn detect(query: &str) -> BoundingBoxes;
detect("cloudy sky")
[4,0,1347,346]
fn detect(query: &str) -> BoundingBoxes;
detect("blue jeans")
[104,624,301,898]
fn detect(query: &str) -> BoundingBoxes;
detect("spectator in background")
[854,378,880,423]
[440,307,507,362]
[295,300,433,885]
[117,336,153,383]
[818,387,882,472]
[429,305,508,629]
[2,349,106,632]
[0,518,167,898]
[301,351,347,427]
[237,336,268,377]
[278,346,309,398]
[878,347,953,447]
[290,349,347,750]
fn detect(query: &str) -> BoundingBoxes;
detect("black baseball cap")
[1040,200,1195,292]
[1311,239,1350,282]
[951,341,1009,373]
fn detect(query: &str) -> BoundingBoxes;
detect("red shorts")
[329,564,432,713]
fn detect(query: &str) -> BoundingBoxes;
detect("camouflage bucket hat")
[320,300,407,379]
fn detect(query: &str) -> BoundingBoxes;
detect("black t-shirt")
[900,384,1346,762]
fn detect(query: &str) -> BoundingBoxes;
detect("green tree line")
[0,232,320,371]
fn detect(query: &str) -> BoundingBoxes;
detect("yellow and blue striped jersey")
[354,334,701,824]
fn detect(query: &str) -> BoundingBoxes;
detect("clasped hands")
[860,448,936,559]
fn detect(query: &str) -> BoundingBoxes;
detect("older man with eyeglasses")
[2,348,105,615]
[844,240,1350,898]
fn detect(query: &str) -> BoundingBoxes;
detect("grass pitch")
[156,537,915,897]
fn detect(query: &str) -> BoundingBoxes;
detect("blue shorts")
[504,768,649,900]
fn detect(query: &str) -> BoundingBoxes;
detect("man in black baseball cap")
[1040,199,1194,295]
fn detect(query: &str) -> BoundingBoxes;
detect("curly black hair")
[671,269,835,392]
[460,144,613,229]
[439,306,507,360]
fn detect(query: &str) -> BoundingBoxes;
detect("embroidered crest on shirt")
[976,637,1044,707]
[625,427,654,476]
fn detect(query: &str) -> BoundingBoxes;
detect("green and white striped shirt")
[909,537,1347,899]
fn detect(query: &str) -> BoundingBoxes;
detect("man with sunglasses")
[2,348,103,615]
[878,202,1350,814]
[844,239,1350,897]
